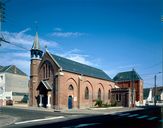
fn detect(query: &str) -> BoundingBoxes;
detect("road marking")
[147,117,158,121]
[74,123,100,128]
[137,115,148,119]
[118,113,130,116]
[14,116,64,125]
[128,114,139,117]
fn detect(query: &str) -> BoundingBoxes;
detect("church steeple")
[29,32,43,106]
[31,32,43,60]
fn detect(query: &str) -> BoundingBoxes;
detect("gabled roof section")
[31,32,41,50]
[37,80,52,90]
[113,70,143,82]
[0,66,3,70]
[0,65,27,76]
[50,53,112,81]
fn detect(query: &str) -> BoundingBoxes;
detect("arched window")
[85,87,89,99]
[108,90,111,99]
[43,66,45,78]
[98,88,101,100]
[68,85,74,90]
[43,61,52,79]
[48,65,51,77]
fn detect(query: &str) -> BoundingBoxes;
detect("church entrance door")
[68,96,73,109]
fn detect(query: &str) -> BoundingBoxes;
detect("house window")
[116,93,121,101]
[68,85,74,90]
[108,90,111,99]
[98,88,101,100]
[85,87,89,99]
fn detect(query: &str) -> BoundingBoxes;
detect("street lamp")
[154,72,162,106]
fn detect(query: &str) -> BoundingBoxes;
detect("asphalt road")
[0,107,88,128]
[1,106,163,128]
[22,106,163,128]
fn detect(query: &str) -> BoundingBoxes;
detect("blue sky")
[0,0,162,88]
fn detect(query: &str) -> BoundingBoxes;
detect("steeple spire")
[32,32,41,50]
[30,32,43,60]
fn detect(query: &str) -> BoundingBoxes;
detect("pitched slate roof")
[0,65,27,76]
[113,70,142,82]
[50,53,112,81]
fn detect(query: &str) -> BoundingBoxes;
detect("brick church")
[29,33,116,109]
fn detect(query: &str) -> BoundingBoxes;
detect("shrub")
[102,102,111,107]
[94,99,103,107]
[111,101,117,106]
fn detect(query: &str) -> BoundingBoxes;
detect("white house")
[0,65,28,105]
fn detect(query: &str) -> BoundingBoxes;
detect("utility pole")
[154,75,157,106]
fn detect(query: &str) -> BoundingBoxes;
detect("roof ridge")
[5,65,13,72]
[117,70,133,74]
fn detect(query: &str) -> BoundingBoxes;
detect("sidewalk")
[0,110,17,128]
[61,107,143,115]
[4,104,144,115]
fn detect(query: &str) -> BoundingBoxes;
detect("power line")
[0,36,29,50]
[0,0,29,50]
[142,61,162,70]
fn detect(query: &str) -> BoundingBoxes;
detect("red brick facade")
[115,80,143,104]
[29,52,115,109]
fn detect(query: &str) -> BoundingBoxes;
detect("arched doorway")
[68,96,73,109]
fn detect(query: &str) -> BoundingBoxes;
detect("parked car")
[6,99,13,106]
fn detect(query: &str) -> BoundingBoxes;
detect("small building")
[113,70,143,105]
[111,88,132,107]
[0,65,28,105]
[144,87,163,105]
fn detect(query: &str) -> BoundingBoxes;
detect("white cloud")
[52,31,87,38]
[118,64,140,70]
[0,28,59,76]
[54,27,62,31]
[2,28,58,50]
[56,49,97,66]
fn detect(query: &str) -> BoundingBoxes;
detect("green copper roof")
[51,54,112,81]
[31,32,41,50]
[0,65,27,76]
[113,70,142,82]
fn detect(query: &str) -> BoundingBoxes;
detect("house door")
[68,96,73,109]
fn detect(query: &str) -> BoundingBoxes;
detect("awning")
[37,80,52,91]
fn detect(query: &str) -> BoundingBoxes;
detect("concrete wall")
[5,73,28,93]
